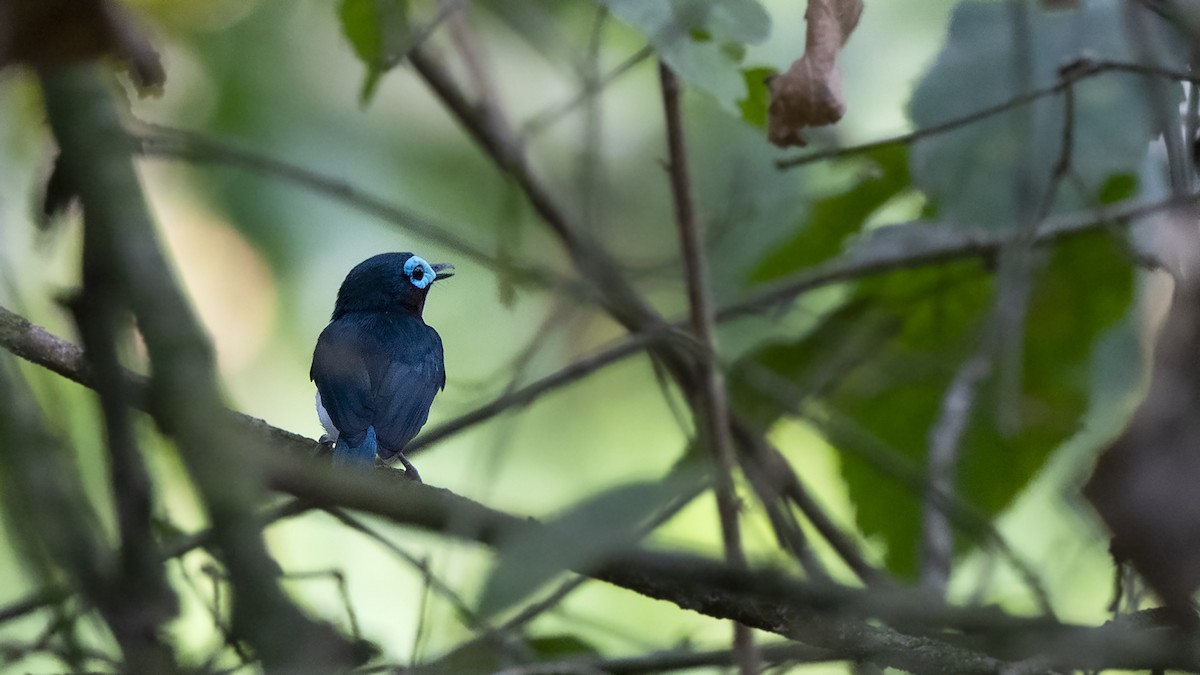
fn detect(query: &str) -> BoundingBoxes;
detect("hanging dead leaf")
[768,0,863,148]
[0,0,163,88]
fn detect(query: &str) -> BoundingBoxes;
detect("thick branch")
[37,64,352,671]
[5,312,1200,672]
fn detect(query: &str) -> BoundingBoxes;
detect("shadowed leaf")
[908,0,1182,228]
[478,477,691,616]
[737,232,1131,576]
[597,0,771,109]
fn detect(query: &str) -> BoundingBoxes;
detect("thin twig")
[921,350,992,594]
[0,500,313,634]
[319,506,483,632]
[523,46,655,137]
[718,189,1200,323]
[776,58,1200,171]
[658,62,757,675]
[407,330,661,455]
[132,124,571,294]
[799,400,1056,615]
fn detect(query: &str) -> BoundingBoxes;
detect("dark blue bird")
[311,252,453,479]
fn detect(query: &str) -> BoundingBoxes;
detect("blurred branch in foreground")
[4,301,1200,672]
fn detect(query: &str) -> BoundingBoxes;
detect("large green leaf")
[597,0,771,109]
[339,0,410,104]
[735,232,1132,576]
[909,0,1183,228]
[750,144,912,283]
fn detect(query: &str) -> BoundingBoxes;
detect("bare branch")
[776,58,1200,171]
[38,64,353,670]
[659,61,756,673]
[133,123,571,293]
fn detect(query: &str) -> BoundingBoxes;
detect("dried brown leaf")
[0,0,163,88]
[768,0,863,148]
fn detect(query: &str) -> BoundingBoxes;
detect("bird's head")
[332,252,454,319]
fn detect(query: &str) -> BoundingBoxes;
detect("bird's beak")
[432,263,455,281]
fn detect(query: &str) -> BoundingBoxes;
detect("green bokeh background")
[0,0,1148,671]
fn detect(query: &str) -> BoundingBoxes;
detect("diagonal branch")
[133,123,570,293]
[6,302,1200,672]
[38,64,353,671]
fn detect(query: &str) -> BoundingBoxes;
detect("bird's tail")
[333,426,378,468]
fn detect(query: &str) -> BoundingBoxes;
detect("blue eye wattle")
[403,255,434,289]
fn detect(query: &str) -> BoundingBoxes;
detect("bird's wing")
[311,314,445,457]
[310,318,376,448]
[372,323,445,459]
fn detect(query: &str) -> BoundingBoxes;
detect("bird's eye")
[403,255,434,289]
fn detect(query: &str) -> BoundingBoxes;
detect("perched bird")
[311,252,454,479]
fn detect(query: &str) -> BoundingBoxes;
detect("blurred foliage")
[339,0,410,104]
[0,0,1186,671]
[909,0,1185,228]
[750,144,911,282]
[599,0,772,109]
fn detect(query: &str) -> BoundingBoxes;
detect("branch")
[0,303,322,456]
[6,308,1200,672]
[0,302,656,463]
[406,46,666,336]
[492,641,833,675]
[921,350,992,595]
[69,215,180,670]
[405,31,871,590]
[265,452,1200,674]
[717,189,1200,323]
[0,500,313,630]
[38,64,353,670]
[776,57,1200,171]
[522,46,655,137]
[133,124,571,294]
[659,61,757,675]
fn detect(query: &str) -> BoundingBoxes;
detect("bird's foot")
[396,455,423,483]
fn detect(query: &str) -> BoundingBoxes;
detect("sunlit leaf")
[750,144,912,283]
[908,0,1183,228]
[528,634,601,659]
[738,66,776,130]
[338,0,409,105]
[1098,173,1138,204]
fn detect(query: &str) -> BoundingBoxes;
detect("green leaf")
[736,232,1133,576]
[597,0,771,109]
[750,144,912,283]
[908,1,1184,228]
[338,0,410,105]
[1098,173,1138,204]
[737,66,775,130]
[729,299,899,427]
[528,634,601,659]
[477,476,693,616]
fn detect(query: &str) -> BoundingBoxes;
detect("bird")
[310,252,454,479]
